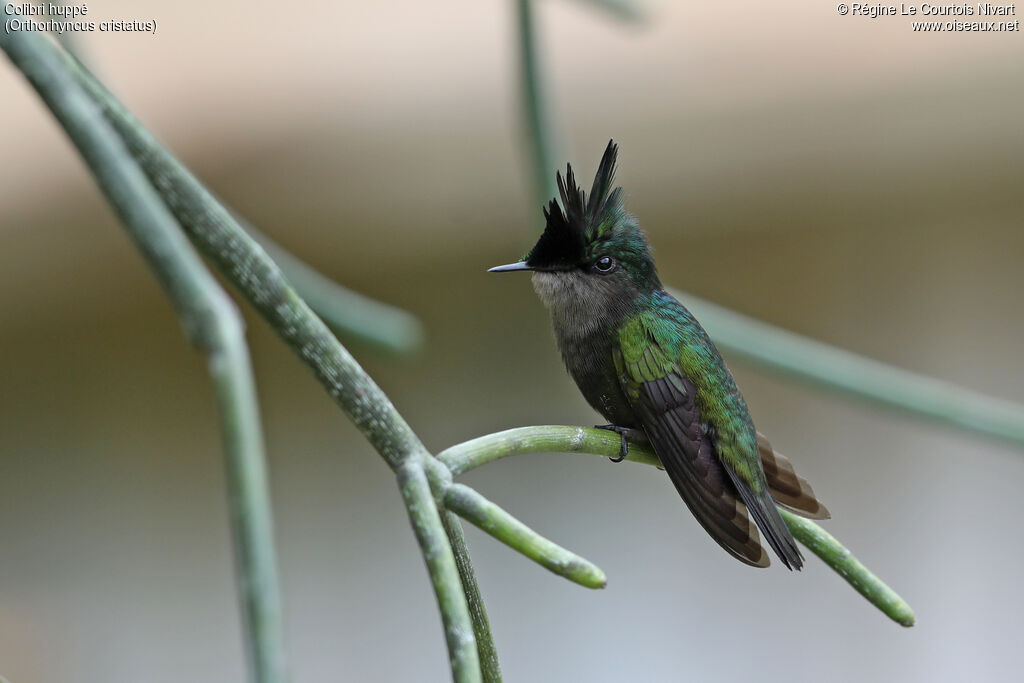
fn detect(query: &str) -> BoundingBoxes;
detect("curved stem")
[422,456,605,593]
[440,426,916,627]
[516,0,557,213]
[437,425,661,475]
[65,41,423,467]
[7,32,482,681]
[440,512,503,683]
[444,483,607,589]
[780,509,915,627]
[399,460,481,682]
[229,210,423,355]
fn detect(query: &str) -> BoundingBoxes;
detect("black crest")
[525,140,622,270]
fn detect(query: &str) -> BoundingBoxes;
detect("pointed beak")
[487,261,533,273]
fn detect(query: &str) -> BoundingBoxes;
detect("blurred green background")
[2,1,1023,681]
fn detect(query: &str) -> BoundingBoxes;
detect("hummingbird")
[490,140,829,569]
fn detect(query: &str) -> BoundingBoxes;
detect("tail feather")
[757,432,830,520]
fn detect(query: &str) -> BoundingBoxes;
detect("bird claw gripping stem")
[594,424,640,462]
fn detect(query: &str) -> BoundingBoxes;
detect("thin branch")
[399,459,481,682]
[438,426,916,627]
[438,425,659,475]
[228,210,423,355]
[516,0,557,213]
[679,291,1024,449]
[780,509,914,627]
[440,512,503,683]
[444,483,607,589]
[0,29,289,683]
[46,1,91,66]
[419,455,606,592]
[63,43,422,467]
[29,33,485,679]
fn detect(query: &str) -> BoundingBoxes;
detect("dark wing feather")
[631,371,770,568]
[757,432,831,520]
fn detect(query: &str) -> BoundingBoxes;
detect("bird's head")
[490,141,660,316]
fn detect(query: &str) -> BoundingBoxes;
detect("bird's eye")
[593,256,615,273]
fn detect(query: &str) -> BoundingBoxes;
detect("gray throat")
[530,270,637,341]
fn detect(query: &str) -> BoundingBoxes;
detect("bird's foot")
[594,424,644,463]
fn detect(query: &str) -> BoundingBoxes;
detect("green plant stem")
[65,42,422,467]
[399,459,481,682]
[0,29,290,683]
[8,32,483,681]
[80,58,484,677]
[678,291,1024,449]
[420,455,606,593]
[439,426,916,627]
[444,483,607,589]
[438,425,660,475]
[516,0,557,212]
[440,513,503,683]
[228,210,423,355]
[780,509,915,627]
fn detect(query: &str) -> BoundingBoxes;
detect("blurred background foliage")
[1,1,1023,681]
